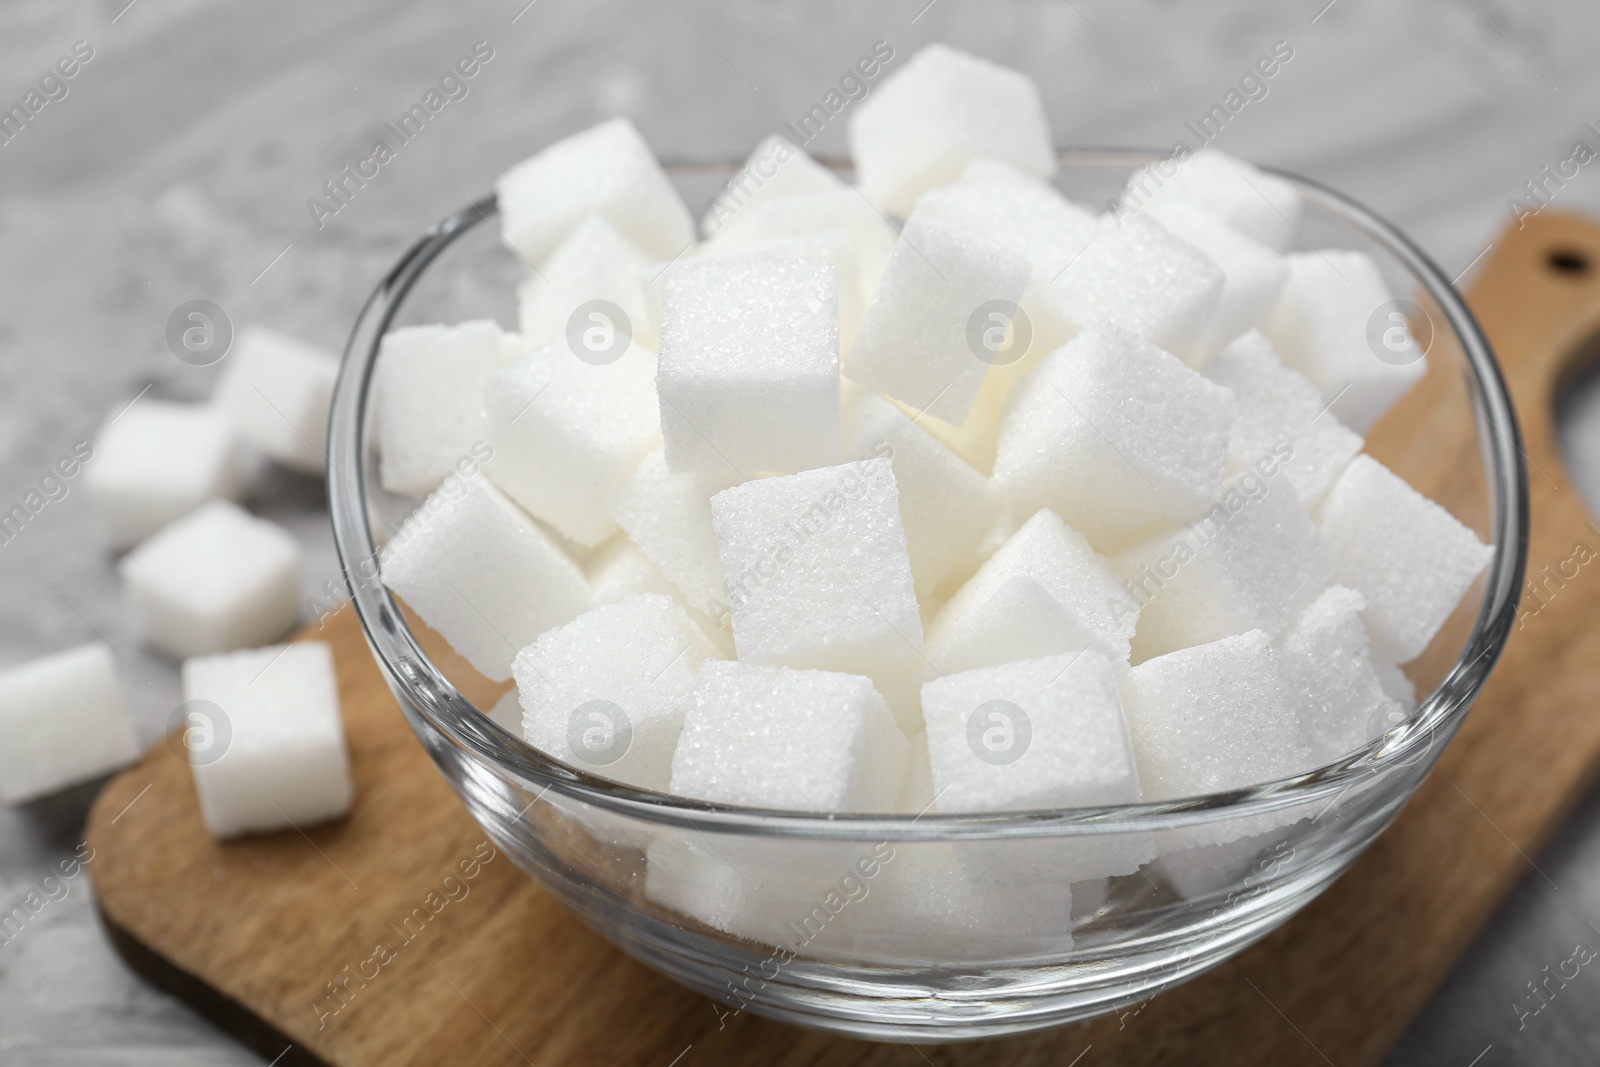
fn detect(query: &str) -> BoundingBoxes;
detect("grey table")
[3,1,1599,1063]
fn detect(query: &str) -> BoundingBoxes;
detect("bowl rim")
[327,148,1529,840]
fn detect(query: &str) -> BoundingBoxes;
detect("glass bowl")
[326,151,1527,1041]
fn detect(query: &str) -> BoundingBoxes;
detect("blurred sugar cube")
[214,326,340,475]
[0,643,139,805]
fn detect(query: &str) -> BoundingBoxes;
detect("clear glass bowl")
[326,151,1527,1041]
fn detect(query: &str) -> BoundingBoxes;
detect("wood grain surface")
[84,211,1600,1066]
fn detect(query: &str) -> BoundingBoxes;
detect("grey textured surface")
[2,1,1600,1063]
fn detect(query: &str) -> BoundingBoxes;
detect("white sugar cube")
[1121,149,1303,251]
[701,135,845,235]
[381,473,592,681]
[845,206,1031,425]
[1038,214,1225,367]
[710,459,925,725]
[1266,251,1427,432]
[897,732,935,814]
[1147,203,1287,349]
[119,501,302,659]
[214,326,340,474]
[657,257,840,476]
[921,651,1140,812]
[698,231,863,355]
[484,339,661,546]
[1314,455,1492,663]
[842,388,996,596]
[373,320,511,498]
[586,535,677,605]
[1116,476,1336,661]
[515,594,717,791]
[516,214,656,350]
[607,448,739,619]
[928,509,1137,673]
[849,44,1054,217]
[0,644,139,805]
[1203,330,1362,507]
[703,189,899,301]
[84,401,243,549]
[993,324,1234,551]
[1275,585,1396,765]
[495,117,694,263]
[670,661,908,812]
[181,642,352,839]
[1121,630,1311,802]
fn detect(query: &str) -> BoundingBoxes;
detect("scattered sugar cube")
[842,388,996,596]
[373,320,511,498]
[381,473,593,681]
[495,117,694,263]
[702,189,899,300]
[1121,630,1311,802]
[1202,330,1363,507]
[1314,455,1492,663]
[921,651,1140,812]
[710,459,925,724]
[1147,203,1287,349]
[845,206,1031,425]
[698,231,863,355]
[84,400,244,549]
[586,535,677,605]
[607,448,739,619]
[849,43,1054,216]
[515,594,718,791]
[1038,213,1225,367]
[119,501,302,659]
[1266,251,1427,432]
[1121,149,1303,251]
[670,661,908,811]
[1116,475,1336,661]
[214,326,340,474]
[484,338,661,546]
[928,509,1138,674]
[516,214,657,350]
[1275,585,1396,765]
[657,257,840,475]
[993,324,1234,551]
[181,642,352,839]
[0,644,139,805]
[701,135,845,235]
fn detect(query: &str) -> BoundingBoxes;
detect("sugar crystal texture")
[373,320,511,498]
[214,326,340,474]
[381,473,593,681]
[84,401,244,550]
[182,642,353,839]
[710,459,925,725]
[1202,330,1362,507]
[1121,630,1311,802]
[1115,475,1336,661]
[0,643,139,805]
[608,447,740,618]
[656,257,839,475]
[700,135,845,235]
[1266,251,1427,432]
[842,387,996,596]
[1314,454,1492,663]
[1146,203,1287,350]
[993,324,1234,551]
[702,189,899,301]
[1120,149,1303,251]
[515,594,718,792]
[1037,214,1225,367]
[928,509,1137,673]
[848,44,1054,217]
[484,338,661,546]
[845,206,1031,425]
[119,501,302,658]
[1274,585,1395,765]
[516,214,657,350]
[697,231,863,355]
[495,117,693,262]
[669,660,908,812]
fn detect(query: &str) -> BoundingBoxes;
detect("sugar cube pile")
[348,45,1495,917]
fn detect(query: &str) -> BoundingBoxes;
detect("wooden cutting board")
[86,211,1600,1067]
